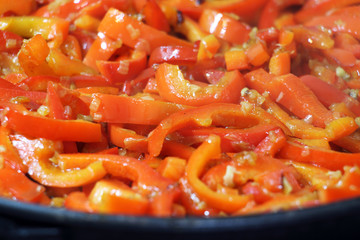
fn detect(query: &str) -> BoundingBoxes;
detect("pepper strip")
[148,102,289,157]
[186,134,251,213]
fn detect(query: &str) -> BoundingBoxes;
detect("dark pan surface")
[0,197,359,239]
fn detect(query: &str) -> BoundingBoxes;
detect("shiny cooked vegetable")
[0,0,359,217]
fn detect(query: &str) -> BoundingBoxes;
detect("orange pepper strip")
[242,88,357,141]
[0,16,69,47]
[83,34,122,71]
[295,0,360,23]
[98,8,192,53]
[285,161,341,190]
[57,153,174,194]
[269,52,291,76]
[64,191,93,213]
[148,102,289,157]
[108,123,194,159]
[279,141,360,171]
[57,153,178,216]
[305,15,360,40]
[244,68,333,128]
[0,126,28,173]
[17,34,55,77]
[254,128,287,157]
[0,87,46,105]
[3,107,102,142]
[156,63,245,106]
[0,167,46,202]
[90,93,190,125]
[11,135,106,188]
[177,124,281,153]
[236,191,318,215]
[88,179,149,215]
[199,9,250,45]
[97,50,147,84]
[186,135,251,213]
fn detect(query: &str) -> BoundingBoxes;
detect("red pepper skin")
[244,69,333,128]
[3,107,102,142]
[279,141,360,171]
[156,63,245,106]
[148,102,289,157]
[300,75,360,116]
[149,46,198,66]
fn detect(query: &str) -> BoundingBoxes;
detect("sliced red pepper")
[148,102,288,157]
[17,34,55,77]
[88,179,149,215]
[0,126,28,173]
[323,48,357,67]
[198,9,250,45]
[149,46,198,66]
[3,107,102,142]
[0,87,46,105]
[334,33,360,58]
[254,128,287,157]
[46,82,66,120]
[244,69,333,128]
[83,33,122,71]
[319,187,360,204]
[156,63,245,106]
[98,8,192,53]
[11,134,107,187]
[90,93,190,125]
[186,134,251,213]
[0,167,45,203]
[178,177,220,217]
[300,75,360,116]
[177,124,281,153]
[295,0,360,23]
[97,50,147,84]
[0,16,69,46]
[287,25,334,50]
[17,76,62,92]
[65,191,93,213]
[305,15,360,40]
[142,0,170,32]
[279,141,360,171]
[57,152,178,216]
[0,30,23,54]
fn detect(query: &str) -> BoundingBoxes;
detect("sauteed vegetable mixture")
[0,0,360,217]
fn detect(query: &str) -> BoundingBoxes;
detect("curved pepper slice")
[11,134,106,187]
[0,16,69,46]
[245,68,333,128]
[98,8,192,53]
[186,134,251,213]
[149,46,198,66]
[57,153,178,216]
[300,75,360,116]
[0,126,28,173]
[0,167,46,202]
[199,9,250,45]
[2,107,102,142]
[148,102,289,157]
[156,63,245,106]
[97,50,147,84]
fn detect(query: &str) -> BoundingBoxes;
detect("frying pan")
[0,196,359,240]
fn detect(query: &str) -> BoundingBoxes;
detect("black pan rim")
[0,196,359,233]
